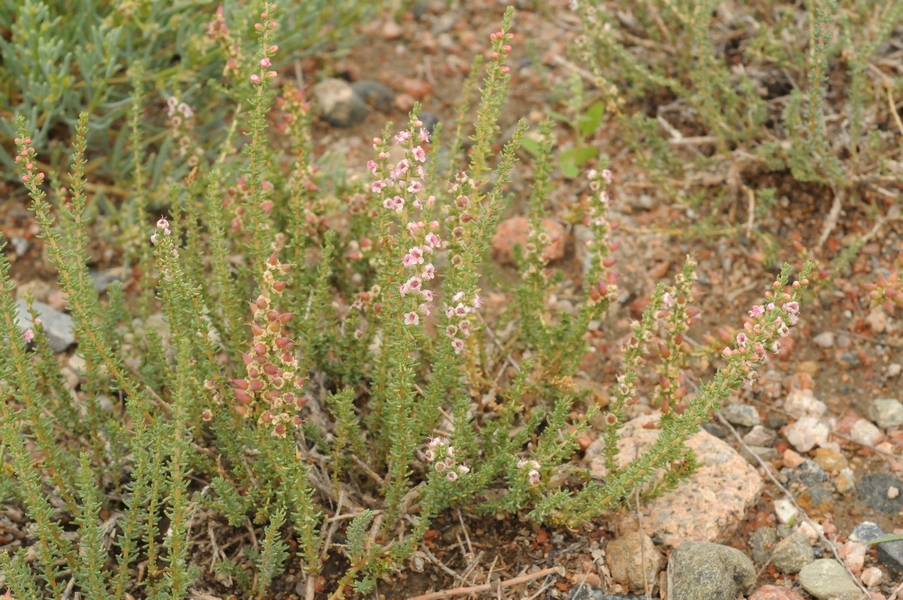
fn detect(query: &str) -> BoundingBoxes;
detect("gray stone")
[15,298,75,352]
[720,403,761,427]
[9,235,30,257]
[89,268,123,294]
[418,111,440,135]
[350,80,395,113]
[700,422,727,439]
[857,473,903,513]
[565,583,646,600]
[787,460,828,487]
[771,531,814,574]
[812,331,835,348]
[797,559,861,599]
[667,542,755,600]
[606,531,663,592]
[740,445,777,465]
[869,398,903,429]
[849,522,903,577]
[742,425,777,447]
[748,527,778,566]
[311,78,369,127]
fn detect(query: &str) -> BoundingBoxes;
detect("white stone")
[797,521,823,543]
[813,331,835,348]
[774,497,798,525]
[869,398,903,429]
[888,486,899,499]
[861,566,883,587]
[849,418,884,447]
[783,389,826,419]
[888,363,902,378]
[784,416,830,453]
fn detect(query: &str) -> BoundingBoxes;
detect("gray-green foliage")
[0,5,815,598]
[575,0,903,202]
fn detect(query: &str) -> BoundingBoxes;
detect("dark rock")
[771,531,814,574]
[311,78,369,128]
[749,527,778,566]
[700,422,727,439]
[351,80,395,113]
[412,1,429,20]
[849,521,903,577]
[857,473,903,513]
[787,460,828,487]
[721,403,761,427]
[565,583,648,600]
[418,111,440,135]
[767,415,788,430]
[667,541,755,600]
[90,268,123,294]
[15,298,75,352]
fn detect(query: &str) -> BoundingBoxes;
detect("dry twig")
[407,566,565,600]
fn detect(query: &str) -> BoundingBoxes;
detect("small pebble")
[784,416,830,453]
[869,398,903,429]
[887,363,902,378]
[849,418,884,447]
[834,467,855,493]
[860,566,882,588]
[774,497,798,524]
[743,425,777,447]
[812,331,835,348]
[721,403,761,427]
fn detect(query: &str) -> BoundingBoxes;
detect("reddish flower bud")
[261,411,274,423]
[658,375,670,389]
[296,396,309,408]
[242,352,253,365]
[267,310,280,321]
[254,342,267,355]
[234,390,253,404]
[274,336,293,348]
[274,424,286,436]
[603,257,616,267]
[256,355,267,365]
[674,333,684,345]
[267,253,279,266]
[249,380,264,392]
[232,378,249,390]
[250,323,265,336]
[256,296,269,309]
[279,312,294,324]
[658,343,671,359]
[263,364,280,376]
[281,352,293,363]
[273,281,287,292]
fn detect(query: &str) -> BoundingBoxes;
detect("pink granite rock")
[748,585,806,600]
[586,412,763,547]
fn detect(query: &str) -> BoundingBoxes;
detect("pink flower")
[156,217,171,232]
[406,276,422,291]
[452,291,465,302]
[418,128,430,143]
[394,131,412,144]
[383,198,395,210]
[260,58,271,68]
[367,159,378,174]
[421,264,436,280]
[736,333,748,346]
[782,302,800,314]
[23,329,34,342]
[748,305,764,318]
[251,74,261,84]
[459,321,471,336]
[421,289,434,302]
[472,294,483,309]
[454,303,469,317]
[528,470,541,486]
[412,146,426,162]
[722,347,732,357]
[395,159,410,175]
[405,247,424,265]
[404,312,420,325]
[446,325,458,337]
[425,232,441,248]
[601,169,613,183]
[452,338,465,354]
[445,307,455,319]
[392,196,405,210]
[407,180,423,194]
[400,283,411,296]
[445,471,458,482]
[418,303,432,316]
[371,180,386,193]
[457,463,470,475]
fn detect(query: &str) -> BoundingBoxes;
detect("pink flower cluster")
[517,458,541,486]
[13,137,45,185]
[721,284,805,379]
[424,436,469,482]
[150,216,171,245]
[228,253,309,435]
[445,291,481,354]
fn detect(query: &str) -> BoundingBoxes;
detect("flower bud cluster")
[488,30,514,75]
[444,291,481,354]
[165,96,204,167]
[207,5,242,77]
[250,4,279,86]
[583,168,619,307]
[230,253,309,436]
[720,279,808,381]
[13,136,45,186]
[424,436,469,482]
[150,216,172,246]
[517,458,541,486]
[863,255,903,312]
[652,262,699,413]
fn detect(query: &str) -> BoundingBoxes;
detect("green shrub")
[0,4,814,598]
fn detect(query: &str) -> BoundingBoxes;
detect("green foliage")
[0,4,818,597]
